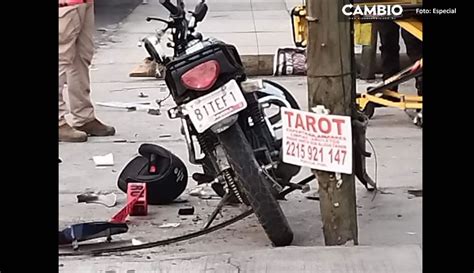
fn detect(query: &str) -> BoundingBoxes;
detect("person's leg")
[58,72,68,126]
[377,21,401,91]
[65,3,95,127]
[402,29,423,95]
[67,3,115,136]
[59,5,88,142]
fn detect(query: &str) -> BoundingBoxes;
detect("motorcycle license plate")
[185,80,247,133]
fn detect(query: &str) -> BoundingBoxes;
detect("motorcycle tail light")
[181,60,220,91]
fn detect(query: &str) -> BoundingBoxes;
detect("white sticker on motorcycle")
[185,80,247,133]
[281,107,353,174]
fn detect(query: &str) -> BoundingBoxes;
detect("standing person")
[377,21,423,95]
[59,0,115,142]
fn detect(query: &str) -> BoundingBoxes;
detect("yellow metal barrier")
[290,3,423,124]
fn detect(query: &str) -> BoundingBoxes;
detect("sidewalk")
[60,245,422,272]
[105,0,410,75]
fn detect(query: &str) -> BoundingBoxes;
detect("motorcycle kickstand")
[202,193,231,230]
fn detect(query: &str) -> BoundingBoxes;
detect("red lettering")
[318,117,331,134]
[332,118,345,135]
[306,115,317,132]
[284,111,294,127]
[295,113,305,130]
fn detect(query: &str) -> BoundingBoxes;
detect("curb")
[241,53,413,77]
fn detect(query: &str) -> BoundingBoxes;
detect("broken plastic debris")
[93,153,114,166]
[96,101,152,111]
[406,232,416,235]
[159,223,181,228]
[408,189,422,197]
[148,109,161,116]
[178,206,195,215]
[77,192,117,207]
[132,238,145,245]
[189,184,218,199]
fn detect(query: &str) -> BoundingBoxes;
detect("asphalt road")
[94,0,142,29]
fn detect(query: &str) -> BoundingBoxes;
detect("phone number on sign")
[286,141,347,165]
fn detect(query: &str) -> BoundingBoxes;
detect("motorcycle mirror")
[193,1,208,23]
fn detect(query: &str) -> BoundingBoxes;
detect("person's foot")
[75,119,116,137]
[59,124,88,142]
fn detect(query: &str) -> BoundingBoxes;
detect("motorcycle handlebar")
[159,0,181,16]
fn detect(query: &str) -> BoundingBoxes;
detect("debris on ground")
[148,109,161,116]
[189,184,219,199]
[93,153,114,166]
[132,238,145,245]
[408,189,422,197]
[96,101,152,112]
[77,192,117,207]
[178,206,195,215]
[138,92,149,98]
[172,197,189,203]
[158,223,181,228]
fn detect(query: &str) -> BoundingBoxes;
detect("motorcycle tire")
[217,123,294,246]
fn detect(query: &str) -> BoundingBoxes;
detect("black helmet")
[118,143,188,205]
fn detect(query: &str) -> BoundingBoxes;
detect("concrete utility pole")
[306,0,358,245]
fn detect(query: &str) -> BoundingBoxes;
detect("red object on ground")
[128,183,148,216]
[110,183,148,223]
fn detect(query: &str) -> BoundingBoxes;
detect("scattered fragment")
[148,109,161,116]
[159,134,172,138]
[77,192,117,207]
[96,101,152,112]
[113,139,127,143]
[132,238,145,246]
[93,153,114,166]
[397,214,402,218]
[192,215,202,222]
[139,92,149,98]
[178,206,195,215]
[159,223,181,228]
[406,232,416,235]
[172,197,188,203]
[189,184,218,199]
[408,189,422,197]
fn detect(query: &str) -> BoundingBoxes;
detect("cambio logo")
[342,4,403,17]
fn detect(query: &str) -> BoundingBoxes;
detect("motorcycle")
[140,0,303,246]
